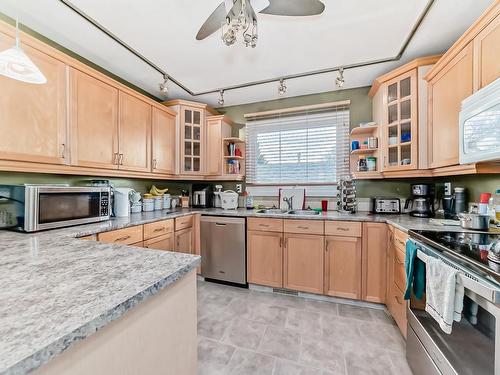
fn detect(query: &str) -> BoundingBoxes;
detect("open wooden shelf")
[351,171,383,179]
[350,126,378,136]
[223,137,245,143]
[223,155,244,160]
[351,148,378,155]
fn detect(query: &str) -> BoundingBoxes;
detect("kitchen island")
[0,211,200,375]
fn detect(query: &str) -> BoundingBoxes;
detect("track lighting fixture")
[278,78,287,96]
[218,89,225,106]
[159,74,169,95]
[335,68,345,88]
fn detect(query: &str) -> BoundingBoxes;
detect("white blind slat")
[246,106,350,184]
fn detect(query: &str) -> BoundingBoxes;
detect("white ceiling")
[0,0,493,107]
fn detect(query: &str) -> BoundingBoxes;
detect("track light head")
[159,74,169,95]
[335,68,345,88]
[278,78,287,96]
[218,89,225,106]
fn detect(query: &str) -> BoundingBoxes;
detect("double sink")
[255,208,320,216]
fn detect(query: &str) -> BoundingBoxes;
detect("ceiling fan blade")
[259,0,325,16]
[196,2,228,40]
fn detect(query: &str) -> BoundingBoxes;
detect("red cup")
[321,200,328,212]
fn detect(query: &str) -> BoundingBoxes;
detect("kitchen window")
[245,103,350,186]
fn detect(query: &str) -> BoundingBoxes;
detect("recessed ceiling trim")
[58,0,435,96]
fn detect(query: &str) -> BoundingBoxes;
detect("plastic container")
[492,189,500,222]
[366,157,377,171]
[142,198,154,212]
[130,203,142,213]
[153,196,163,210]
[163,194,171,209]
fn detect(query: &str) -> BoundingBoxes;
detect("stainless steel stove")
[407,230,500,375]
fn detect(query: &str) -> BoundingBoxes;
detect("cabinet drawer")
[144,233,175,251]
[389,282,407,338]
[324,221,361,237]
[393,228,408,252]
[175,215,193,231]
[248,218,283,232]
[144,219,174,240]
[284,219,324,235]
[393,248,406,293]
[98,225,143,245]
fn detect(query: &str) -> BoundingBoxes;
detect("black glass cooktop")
[410,230,500,282]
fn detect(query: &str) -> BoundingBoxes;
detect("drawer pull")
[153,228,165,232]
[337,227,349,231]
[395,256,404,265]
[259,224,270,227]
[297,226,309,229]
[395,295,403,304]
[115,235,131,242]
[397,239,406,247]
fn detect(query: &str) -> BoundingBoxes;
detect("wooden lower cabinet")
[175,227,193,254]
[361,223,387,303]
[324,236,362,300]
[247,230,283,288]
[144,233,175,251]
[284,233,324,294]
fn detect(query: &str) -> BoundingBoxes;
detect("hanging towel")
[404,240,425,300]
[425,257,465,334]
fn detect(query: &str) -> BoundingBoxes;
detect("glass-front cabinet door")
[181,107,204,174]
[382,70,418,171]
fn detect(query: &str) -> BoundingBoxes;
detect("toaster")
[370,197,401,214]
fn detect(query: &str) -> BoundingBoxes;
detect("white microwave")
[459,77,500,164]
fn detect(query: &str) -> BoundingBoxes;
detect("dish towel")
[404,240,425,300]
[425,257,465,334]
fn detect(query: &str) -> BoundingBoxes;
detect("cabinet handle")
[325,242,329,252]
[113,153,119,165]
[298,226,309,229]
[61,143,66,158]
[119,153,124,165]
[395,256,404,265]
[152,159,157,169]
[397,239,406,247]
[153,228,165,233]
[114,235,131,242]
[259,224,270,227]
[337,227,349,232]
[279,237,283,248]
[384,156,387,168]
[395,295,403,305]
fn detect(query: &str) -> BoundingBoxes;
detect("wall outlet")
[235,184,243,193]
[444,182,452,196]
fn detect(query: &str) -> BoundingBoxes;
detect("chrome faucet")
[283,195,294,210]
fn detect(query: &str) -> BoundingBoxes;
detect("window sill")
[246,185,338,197]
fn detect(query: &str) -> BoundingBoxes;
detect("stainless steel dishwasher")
[200,216,246,285]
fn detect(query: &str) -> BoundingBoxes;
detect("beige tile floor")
[197,280,413,375]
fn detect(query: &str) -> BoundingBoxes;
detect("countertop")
[0,207,486,374]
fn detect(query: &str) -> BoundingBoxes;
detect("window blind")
[245,105,350,184]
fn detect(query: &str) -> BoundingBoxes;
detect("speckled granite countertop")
[0,207,479,374]
[0,210,200,375]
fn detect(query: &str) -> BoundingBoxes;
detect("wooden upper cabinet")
[247,230,283,288]
[473,12,500,91]
[0,32,67,165]
[205,115,233,177]
[152,107,176,174]
[283,233,324,294]
[118,92,151,172]
[361,223,387,303]
[181,106,204,175]
[70,68,119,169]
[324,236,361,300]
[427,43,473,168]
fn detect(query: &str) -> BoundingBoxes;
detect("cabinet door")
[324,236,361,300]
[70,68,119,169]
[381,69,418,171]
[205,118,222,176]
[0,32,67,165]
[247,230,283,288]
[152,107,176,174]
[473,13,500,91]
[118,92,151,172]
[175,227,193,254]
[428,43,473,168]
[180,107,204,174]
[361,223,387,303]
[284,234,324,294]
[144,233,175,251]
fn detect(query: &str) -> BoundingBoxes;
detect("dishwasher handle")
[215,223,227,226]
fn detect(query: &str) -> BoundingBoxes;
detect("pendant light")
[0,19,47,84]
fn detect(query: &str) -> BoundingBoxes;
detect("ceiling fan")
[196,0,325,48]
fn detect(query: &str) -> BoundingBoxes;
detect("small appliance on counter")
[370,197,401,214]
[113,187,134,217]
[337,177,356,213]
[0,184,110,232]
[221,190,239,210]
[192,184,213,208]
[404,183,435,218]
[213,185,223,208]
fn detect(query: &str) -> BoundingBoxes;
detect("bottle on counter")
[490,189,500,223]
[479,193,491,215]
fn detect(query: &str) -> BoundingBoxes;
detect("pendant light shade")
[0,19,47,84]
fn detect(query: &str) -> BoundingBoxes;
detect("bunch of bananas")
[149,185,168,196]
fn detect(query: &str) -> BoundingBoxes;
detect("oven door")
[407,243,500,375]
[25,186,107,231]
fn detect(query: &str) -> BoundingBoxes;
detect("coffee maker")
[404,184,435,218]
[192,184,213,208]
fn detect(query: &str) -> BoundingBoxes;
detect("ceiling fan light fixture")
[221,0,258,48]
[159,74,169,95]
[278,78,287,96]
[335,68,345,88]
[218,89,225,106]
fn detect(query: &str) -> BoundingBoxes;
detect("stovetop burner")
[410,230,500,282]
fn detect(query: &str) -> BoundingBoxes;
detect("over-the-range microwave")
[459,77,500,164]
[0,185,110,232]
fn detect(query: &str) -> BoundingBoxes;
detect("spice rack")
[349,124,382,179]
[222,138,245,178]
